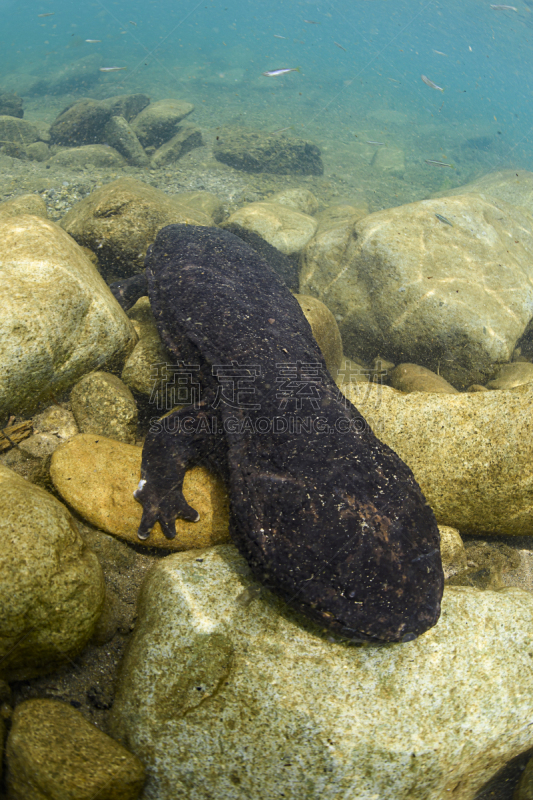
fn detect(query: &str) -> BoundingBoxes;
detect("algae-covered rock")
[0,214,136,418]
[150,124,203,167]
[214,126,323,175]
[108,544,533,800]
[6,699,145,800]
[0,466,104,680]
[130,98,194,147]
[47,144,126,168]
[0,193,47,220]
[49,99,112,146]
[60,177,212,279]
[103,115,149,167]
[70,371,138,444]
[50,434,230,550]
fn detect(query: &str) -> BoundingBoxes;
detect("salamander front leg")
[134,406,217,540]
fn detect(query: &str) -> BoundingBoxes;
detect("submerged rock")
[130,98,194,148]
[348,381,533,536]
[213,126,324,175]
[222,201,318,254]
[49,99,112,146]
[0,466,104,680]
[150,124,203,167]
[0,115,40,158]
[47,144,126,168]
[0,214,136,418]
[6,699,145,800]
[50,434,230,550]
[0,92,23,118]
[486,361,533,390]
[108,544,533,800]
[301,193,533,388]
[0,193,47,220]
[60,177,212,279]
[102,93,151,122]
[390,363,460,394]
[103,115,150,167]
[70,371,138,444]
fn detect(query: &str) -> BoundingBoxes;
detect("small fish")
[262,67,300,77]
[272,126,293,134]
[303,19,320,24]
[85,39,101,43]
[129,20,137,25]
[435,213,453,226]
[37,12,54,16]
[334,41,347,51]
[421,74,444,92]
[274,34,287,39]
[366,140,385,145]
[490,4,517,9]
[425,159,454,168]
[432,50,448,56]
[99,66,127,72]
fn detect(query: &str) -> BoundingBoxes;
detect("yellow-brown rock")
[486,361,533,390]
[0,214,136,418]
[0,465,104,680]
[6,699,145,800]
[390,363,460,394]
[348,381,533,536]
[50,434,230,550]
[60,177,213,278]
[222,201,317,255]
[294,294,343,376]
[0,194,47,220]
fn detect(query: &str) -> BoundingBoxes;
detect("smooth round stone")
[50,434,230,550]
[390,363,460,394]
[486,361,533,390]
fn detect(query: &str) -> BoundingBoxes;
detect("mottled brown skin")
[130,224,444,643]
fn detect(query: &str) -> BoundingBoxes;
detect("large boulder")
[347,381,533,536]
[0,214,136,418]
[108,544,533,800]
[213,126,323,175]
[0,466,105,680]
[60,177,213,279]
[300,193,533,387]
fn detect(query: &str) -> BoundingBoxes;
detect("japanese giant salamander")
[114,224,443,643]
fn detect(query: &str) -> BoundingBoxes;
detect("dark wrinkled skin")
[126,224,444,644]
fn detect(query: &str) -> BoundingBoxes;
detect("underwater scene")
[3,0,533,798]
